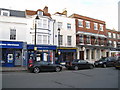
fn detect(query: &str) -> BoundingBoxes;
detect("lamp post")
[58,28,61,64]
[34,15,39,61]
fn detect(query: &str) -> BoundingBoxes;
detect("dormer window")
[1,10,10,16]
[37,11,43,16]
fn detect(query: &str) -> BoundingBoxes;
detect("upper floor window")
[37,19,42,28]
[79,34,84,43]
[78,19,83,27]
[10,29,16,40]
[1,10,10,16]
[67,23,71,29]
[108,32,112,38]
[43,19,47,29]
[99,24,103,31]
[58,22,62,29]
[113,33,116,38]
[94,23,98,30]
[85,21,90,29]
[67,36,72,45]
[86,35,91,44]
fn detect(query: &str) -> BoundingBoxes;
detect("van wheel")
[33,67,40,73]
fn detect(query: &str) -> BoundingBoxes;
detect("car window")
[80,60,87,63]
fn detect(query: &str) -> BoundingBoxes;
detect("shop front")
[56,47,77,63]
[27,44,57,64]
[0,41,27,67]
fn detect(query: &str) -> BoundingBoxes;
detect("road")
[2,67,119,88]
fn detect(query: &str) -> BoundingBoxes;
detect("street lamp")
[34,15,39,61]
[58,28,61,64]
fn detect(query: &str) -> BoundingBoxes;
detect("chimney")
[62,8,67,16]
[43,6,48,13]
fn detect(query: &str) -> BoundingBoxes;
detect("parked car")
[28,61,62,73]
[114,57,120,70]
[65,59,94,70]
[94,57,117,68]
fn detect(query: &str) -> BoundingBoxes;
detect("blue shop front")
[0,41,27,67]
[27,44,57,64]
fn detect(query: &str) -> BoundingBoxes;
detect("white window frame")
[85,21,90,29]
[43,19,47,29]
[1,10,10,16]
[94,23,98,30]
[99,24,104,31]
[78,19,83,27]
[108,32,111,38]
[113,33,116,38]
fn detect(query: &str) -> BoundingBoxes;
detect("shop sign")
[0,41,23,49]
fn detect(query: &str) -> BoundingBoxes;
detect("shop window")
[10,29,16,40]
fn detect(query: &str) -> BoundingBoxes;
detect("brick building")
[70,14,108,62]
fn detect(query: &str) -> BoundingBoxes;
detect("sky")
[0,0,119,31]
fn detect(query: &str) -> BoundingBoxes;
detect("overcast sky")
[0,0,119,30]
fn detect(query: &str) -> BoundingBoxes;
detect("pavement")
[1,66,66,72]
[1,67,27,72]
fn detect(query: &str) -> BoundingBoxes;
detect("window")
[79,34,84,43]
[10,29,16,40]
[86,49,89,59]
[67,23,71,29]
[94,37,98,45]
[113,41,116,48]
[1,10,10,16]
[99,24,103,31]
[67,36,72,45]
[113,33,116,38]
[108,32,111,38]
[37,11,43,16]
[86,35,91,44]
[58,22,62,29]
[38,19,42,28]
[59,35,63,45]
[43,35,48,44]
[86,21,90,29]
[38,35,42,44]
[43,19,47,29]
[94,23,98,30]
[78,19,83,27]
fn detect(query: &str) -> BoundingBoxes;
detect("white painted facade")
[0,15,27,42]
[52,15,76,47]
[26,15,55,45]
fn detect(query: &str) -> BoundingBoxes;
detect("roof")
[70,13,105,24]
[0,8,26,17]
[26,9,51,17]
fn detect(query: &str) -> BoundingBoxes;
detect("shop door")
[79,51,84,60]
[15,51,22,66]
